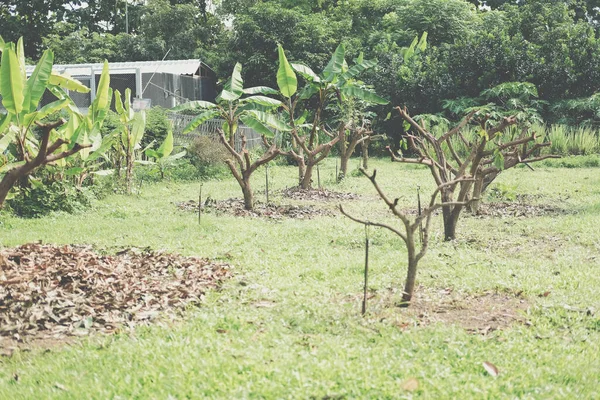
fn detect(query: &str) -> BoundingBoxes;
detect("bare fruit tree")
[340,168,475,305]
[392,106,556,240]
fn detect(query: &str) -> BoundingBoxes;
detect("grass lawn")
[1,158,599,399]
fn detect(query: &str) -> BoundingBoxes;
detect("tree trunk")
[0,169,24,208]
[301,161,314,189]
[339,155,349,181]
[126,150,133,194]
[338,133,347,181]
[400,232,418,305]
[361,139,370,169]
[442,206,458,241]
[467,174,484,214]
[241,179,254,210]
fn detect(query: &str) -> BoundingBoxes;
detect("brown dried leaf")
[483,361,499,377]
[401,377,419,392]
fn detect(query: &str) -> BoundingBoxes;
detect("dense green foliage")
[4,0,600,125]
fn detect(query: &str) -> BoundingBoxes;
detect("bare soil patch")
[404,288,529,333]
[0,243,233,354]
[177,198,334,219]
[350,287,529,334]
[281,187,361,202]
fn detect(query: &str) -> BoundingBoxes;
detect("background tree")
[173,63,287,210]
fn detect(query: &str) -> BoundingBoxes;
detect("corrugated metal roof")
[25,59,209,77]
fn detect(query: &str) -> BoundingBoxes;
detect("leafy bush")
[7,179,95,218]
[143,107,171,149]
[186,136,230,178]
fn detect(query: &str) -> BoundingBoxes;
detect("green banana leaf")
[1,44,25,115]
[277,45,297,98]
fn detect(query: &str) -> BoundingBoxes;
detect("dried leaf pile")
[281,187,361,202]
[177,198,334,219]
[0,244,233,344]
[475,201,570,218]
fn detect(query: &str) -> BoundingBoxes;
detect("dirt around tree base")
[0,243,233,354]
[350,287,529,334]
[176,198,335,219]
[281,187,361,202]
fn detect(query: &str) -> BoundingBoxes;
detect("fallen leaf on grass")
[482,361,499,377]
[54,382,68,391]
[401,377,419,391]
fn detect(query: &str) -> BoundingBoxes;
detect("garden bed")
[176,198,335,219]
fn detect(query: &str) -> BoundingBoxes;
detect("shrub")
[143,107,171,149]
[187,135,230,178]
[7,179,95,218]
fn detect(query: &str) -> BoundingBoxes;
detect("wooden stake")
[417,185,423,243]
[335,160,338,183]
[198,183,203,225]
[362,226,370,315]
[265,164,269,204]
[317,163,321,189]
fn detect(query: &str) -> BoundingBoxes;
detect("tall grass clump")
[569,126,599,155]
[543,125,569,155]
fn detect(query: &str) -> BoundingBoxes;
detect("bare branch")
[339,205,407,243]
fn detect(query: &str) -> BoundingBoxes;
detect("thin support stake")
[198,183,203,225]
[417,185,423,243]
[317,164,321,189]
[265,164,270,204]
[335,160,338,183]
[362,225,370,315]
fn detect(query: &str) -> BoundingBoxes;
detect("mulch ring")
[281,187,361,202]
[349,287,529,334]
[0,243,233,353]
[176,198,335,219]
[474,200,571,218]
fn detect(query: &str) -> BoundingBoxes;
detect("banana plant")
[172,63,287,210]
[114,88,146,194]
[143,129,187,179]
[54,61,114,187]
[276,44,388,189]
[0,37,95,208]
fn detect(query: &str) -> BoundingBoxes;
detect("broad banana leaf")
[323,44,345,82]
[131,111,145,149]
[182,110,220,134]
[230,63,244,96]
[1,44,25,115]
[156,130,174,158]
[240,96,283,107]
[245,110,291,132]
[0,127,16,152]
[49,72,90,93]
[23,49,54,113]
[340,86,389,105]
[217,89,241,102]
[91,60,110,114]
[171,100,217,111]
[241,115,274,137]
[277,45,297,98]
[291,63,320,83]
[243,86,278,95]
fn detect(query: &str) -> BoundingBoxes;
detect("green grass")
[1,158,599,399]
